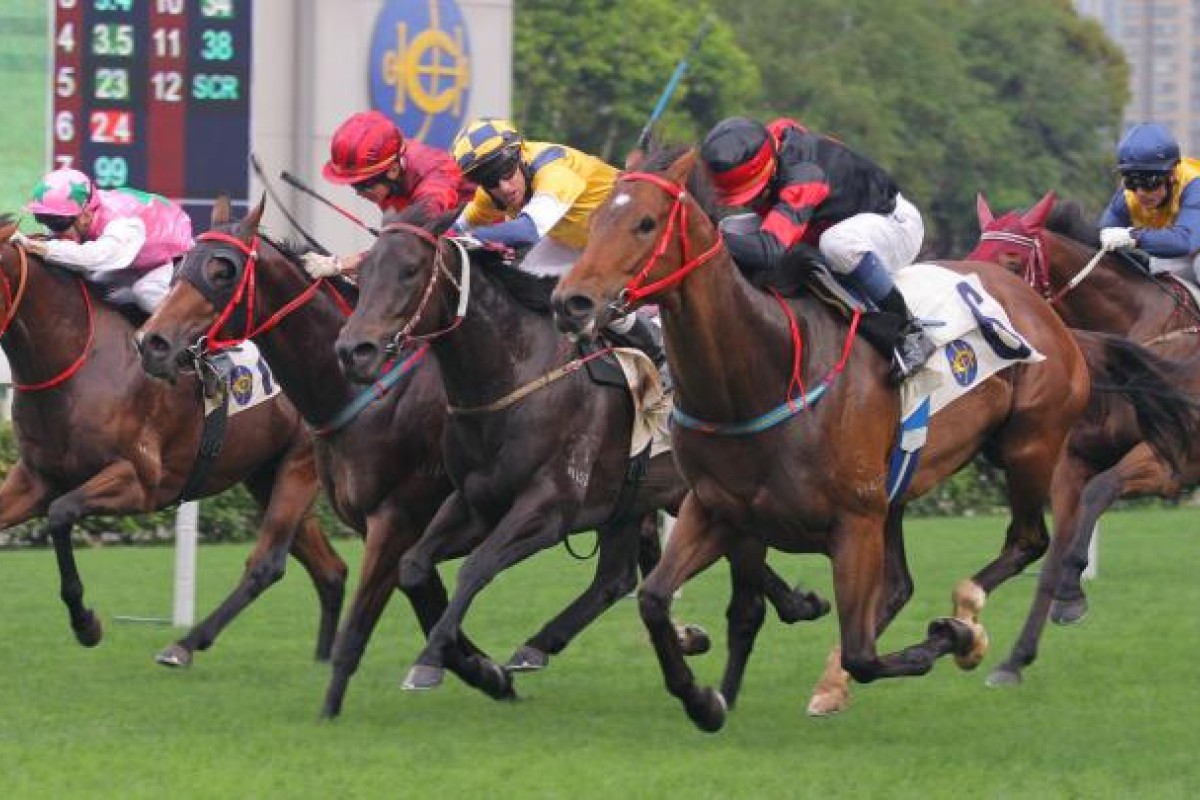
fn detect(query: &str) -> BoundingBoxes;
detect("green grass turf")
[0,508,1197,798]
[0,0,48,224]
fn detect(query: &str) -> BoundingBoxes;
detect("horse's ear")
[211,195,231,227]
[0,220,17,244]
[624,147,646,172]
[666,147,699,184]
[976,192,995,229]
[1022,191,1057,230]
[238,193,267,241]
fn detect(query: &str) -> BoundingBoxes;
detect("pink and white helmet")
[25,168,97,217]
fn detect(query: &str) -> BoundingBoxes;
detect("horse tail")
[1077,330,1199,473]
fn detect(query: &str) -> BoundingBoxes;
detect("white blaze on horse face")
[612,192,631,208]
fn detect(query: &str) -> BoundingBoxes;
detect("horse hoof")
[477,659,518,701]
[806,686,850,717]
[676,623,712,656]
[985,665,1023,688]
[402,664,445,691]
[774,589,831,624]
[927,616,975,662]
[154,643,194,668]
[74,611,103,648]
[505,646,549,672]
[954,623,989,671]
[686,687,727,733]
[1050,596,1088,625]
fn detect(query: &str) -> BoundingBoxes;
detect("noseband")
[614,171,724,312]
[376,222,470,355]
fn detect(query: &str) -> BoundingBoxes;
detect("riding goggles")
[1122,171,1170,191]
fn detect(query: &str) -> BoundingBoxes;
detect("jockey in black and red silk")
[302,109,476,280]
[699,116,935,382]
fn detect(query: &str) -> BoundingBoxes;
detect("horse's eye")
[401,262,419,280]
[636,216,656,235]
[206,257,237,284]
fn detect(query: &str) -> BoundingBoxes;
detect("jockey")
[699,116,933,383]
[449,117,666,370]
[1097,122,1200,285]
[13,167,192,313]
[302,109,475,279]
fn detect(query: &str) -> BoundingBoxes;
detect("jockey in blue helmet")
[1098,122,1200,286]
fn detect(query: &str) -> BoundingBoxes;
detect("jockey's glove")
[1099,227,1137,251]
[301,252,342,279]
[9,231,48,257]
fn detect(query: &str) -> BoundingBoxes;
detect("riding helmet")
[701,117,778,206]
[323,110,406,185]
[26,167,96,217]
[1116,123,1180,173]
[452,118,523,185]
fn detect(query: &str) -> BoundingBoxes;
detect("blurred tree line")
[513,0,1128,257]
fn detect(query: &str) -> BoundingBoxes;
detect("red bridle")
[616,171,725,308]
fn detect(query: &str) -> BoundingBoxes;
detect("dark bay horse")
[970,194,1200,683]
[551,148,1094,731]
[0,215,346,662]
[333,205,828,695]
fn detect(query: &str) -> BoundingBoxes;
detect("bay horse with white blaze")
[551,147,1093,731]
[0,215,346,661]
[333,203,828,695]
[970,193,1200,683]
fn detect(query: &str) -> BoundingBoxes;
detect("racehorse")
[135,197,740,713]
[550,146,1094,731]
[333,203,829,694]
[0,214,347,662]
[970,193,1200,683]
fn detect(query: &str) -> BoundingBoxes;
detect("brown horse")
[970,194,1200,683]
[0,215,346,662]
[135,197,737,713]
[551,147,1093,731]
[332,204,828,695]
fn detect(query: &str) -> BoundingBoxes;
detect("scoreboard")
[50,0,253,227]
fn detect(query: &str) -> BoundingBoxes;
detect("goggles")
[1122,171,1169,191]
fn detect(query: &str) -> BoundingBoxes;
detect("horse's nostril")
[564,293,595,319]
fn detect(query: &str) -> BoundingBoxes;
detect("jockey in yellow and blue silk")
[1098,122,1200,286]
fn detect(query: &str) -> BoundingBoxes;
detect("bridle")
[375,222,470,356]
[611,171,724,314]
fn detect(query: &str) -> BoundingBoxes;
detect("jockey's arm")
[1096,190,1131,229]
[1134,182,1200,257]
[42,217,145,272]
[458,192,573,249]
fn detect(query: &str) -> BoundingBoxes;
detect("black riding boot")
[607,314,671,389]
[878,288,937,383]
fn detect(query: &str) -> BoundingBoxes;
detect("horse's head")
[967,191,1057,289]
[138,194,266,382]
[335,203,459,384]
[553,145,714,339]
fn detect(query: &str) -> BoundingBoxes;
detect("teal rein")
[311,342,430,437]
[671,381,832,435]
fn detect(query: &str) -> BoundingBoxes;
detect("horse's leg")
[157,454,345,667]
[987,453,1090,687]
[761,564,832,624]
[639,492,730,733]
[635,512,712,656]
[808,506,915,716]
[284,513,348,661]
[398,491,515,698]
[404,482,573,693]
[43,462,152,646]
[507,515,642,671]
[717,535,768,710]
[1053,444,1173,622]
[0,461,53,531]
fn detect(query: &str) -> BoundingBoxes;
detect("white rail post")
[172,501,199,627]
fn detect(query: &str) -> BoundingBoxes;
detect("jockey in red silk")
[14,167,192,312]
[1098,122,1200,285]
[700,116,934,383]
[303,110,475,279]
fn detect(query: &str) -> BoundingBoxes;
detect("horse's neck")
[663,252,816,421]
[1049,238,1171,336]
[430,264,560,407]
[0,260,115,391]
[253,273,358,423]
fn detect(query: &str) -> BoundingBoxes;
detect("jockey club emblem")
[370,0,472,148]
[229,364,255,406]
[944,339,979,387]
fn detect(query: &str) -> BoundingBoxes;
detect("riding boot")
[878,287,937,383]
[607,313,672,390]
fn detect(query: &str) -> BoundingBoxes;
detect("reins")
[379,223,470,355]
[4,240,97,392]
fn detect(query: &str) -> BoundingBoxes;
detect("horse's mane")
[1045,200,1100,248]
[0,213,16,228]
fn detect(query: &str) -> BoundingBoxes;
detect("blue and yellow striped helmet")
[452,117,523,182]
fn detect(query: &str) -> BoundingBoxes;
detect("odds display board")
[49,0,252,226]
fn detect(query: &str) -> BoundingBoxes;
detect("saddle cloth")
[611,348,672,460]
[202,342,282,418]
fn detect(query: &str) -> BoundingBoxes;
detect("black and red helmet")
[700,117,778,206]
[323,110,406,185]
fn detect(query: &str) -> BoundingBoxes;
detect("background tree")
[513,0,761,163]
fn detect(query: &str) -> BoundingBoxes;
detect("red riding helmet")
[323,110,406,185]
[701,117,778,207]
